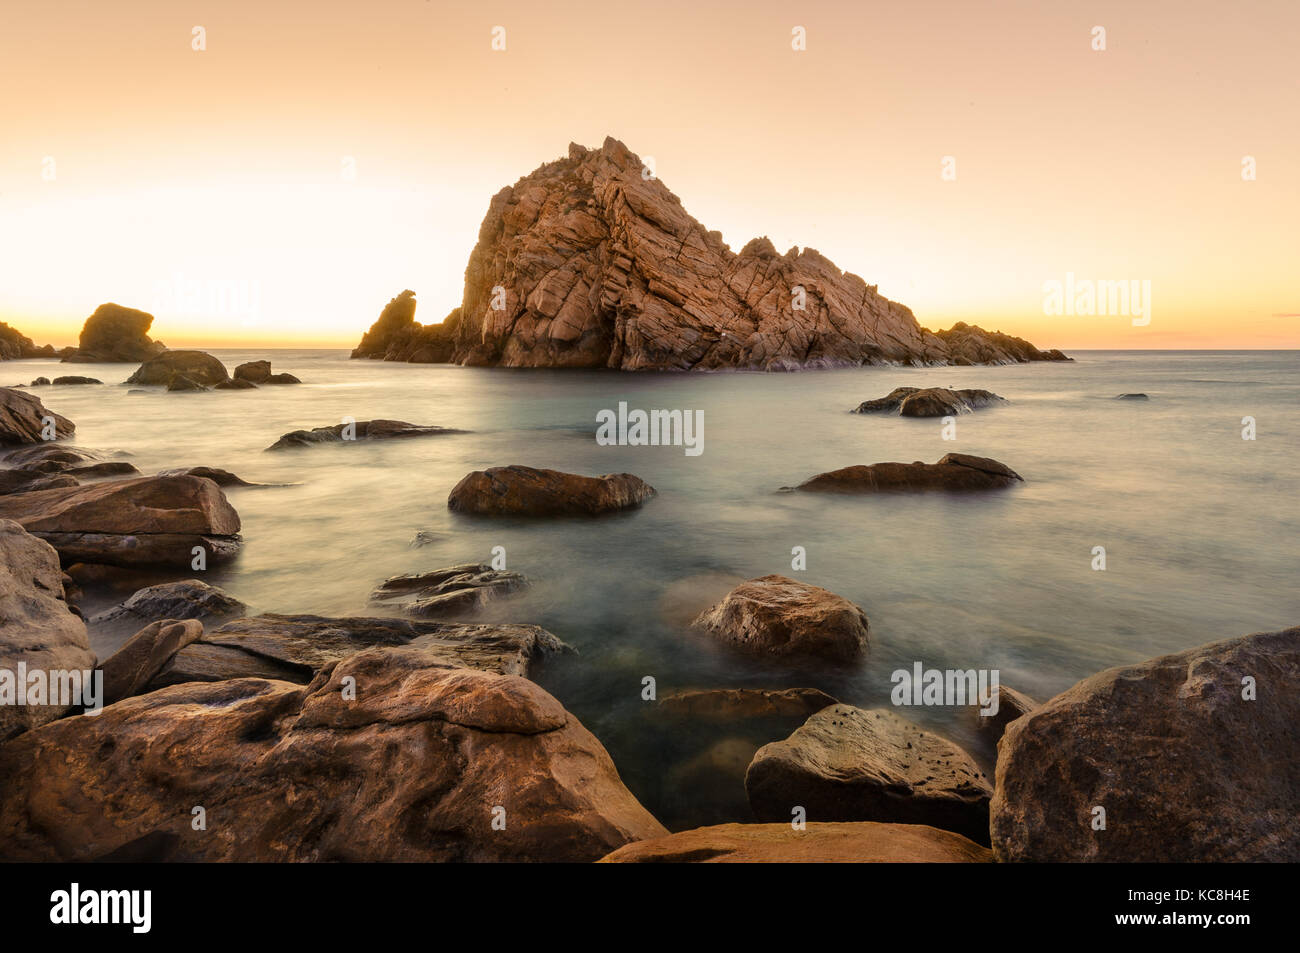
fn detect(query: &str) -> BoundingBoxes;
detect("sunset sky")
[1,0,1295,349]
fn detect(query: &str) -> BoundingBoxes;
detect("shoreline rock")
[0,387,74,445]
[794,453,1023,493]
[447,465,655,516]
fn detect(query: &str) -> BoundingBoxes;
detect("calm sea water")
[8,349,1298,828]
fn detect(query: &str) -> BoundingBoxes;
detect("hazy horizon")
[2,0,1296,350]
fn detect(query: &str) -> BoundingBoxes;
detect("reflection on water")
[8,349,1298,829]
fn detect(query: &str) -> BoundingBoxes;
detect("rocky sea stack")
[351,138,1068,371]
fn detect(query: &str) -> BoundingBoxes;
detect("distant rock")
[90,579,248,632]
[0,321,57,360]
[234,360,301,384]
[447,465,655,516]
[690,575,869,663]
[0,475,242,569]
[51,376,102,386]
[599,821,993,863]
[214,378,257,390]
[126,350,229,388]
[854,386,1006,417]
[992,626,1300,862]
[1116,392,1150,400]
[746,705,993,844]
[265,372,300,384]
[99,619,204,706]
[0,520,96,741]
[658,687,839,721]
[0,387,74,445]
[370,563,528,618]
[265,419,465,451]
[795,453,1023,493]
[349,139,1067,370]
[61,303,166,363]
[28,377,50,386]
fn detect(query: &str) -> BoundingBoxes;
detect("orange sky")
[1,0,1296,349]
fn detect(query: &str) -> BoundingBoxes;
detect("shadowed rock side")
[61,303,166,363]
[795,453,1023,493]
[599,821,993,863]
[854,386,1006,417]
[0,647,667,861]
[0,388,74,445]
[448,465,655,516]
[350,138,1068,370]
[991,626,1300,862]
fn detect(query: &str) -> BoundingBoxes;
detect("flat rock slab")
[0,388,74,445]
[0,648,666,861]
[854,386,1006,417]
[0,475,242,569]
[599,821,992,863]
[746,705,993,844]
[448,465,655,517]
[691,575,869,663]
[265,419,465,450]
[370,563,528,619]
[148,612,572,691]
[991,626,1300,862]
[658,687,839,720]
[795,453,1023,493]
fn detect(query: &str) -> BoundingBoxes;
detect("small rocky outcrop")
[854,386,1006,417]
[599,821,992,863]
[928,322,1071,365]
[0,520,97,741]
[658,687,838,720]
[991,626,1300,862]
[447,465,655,516]
[61,303,166,363]
[0,475,242,568]
[51,376,102,386]
[234,360,300,384]
[265,419,464,451]
[351,290,461,363]
[370,563,528,618]
[0,387,74,445]
[0,647,667,861]
[794,453,1023,493]
[125,350,229,388]
[99,619,204,706]
[690,575,869,663]
[746,705,993,844]
[0,321,57,360]
[89,579,248,632]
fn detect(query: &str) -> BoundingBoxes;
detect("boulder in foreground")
[0,475,242,568]
[854,386,1006,417]
[0,387,74,445]
[0,647,667,861]
[265,419,464,450]
[991,626,1300,862]
[599,821,992,863]
[746,705,993,844]
[690,575,869,663]
[448,465,655,516]
[795,453,1023,493]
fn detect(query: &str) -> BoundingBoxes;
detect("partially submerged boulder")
[0,387,74,445]
[690,575,869,663]
[970,684,1038,743]
[991,626,1300,862]
[0,475,242,568]
[658,687,839,721]
[447,465,655,517]
[599,821,993,863]
[61,303,165,363]
[125,350,229,388]
[89,579,248,632]
[746,705,993,844]
[0,520,96,741]
[265,419,464,450]
[0,647,667,861]
[0,470,78,495]
[3,443,126,473]
[51,376,102,386]
[156,466,270,487]
[795,453,1023,493]
[370,563,528,618]
[234,360,300,384]
[853,386,1006,417]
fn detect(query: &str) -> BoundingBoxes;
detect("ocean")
[8,348,1298,829]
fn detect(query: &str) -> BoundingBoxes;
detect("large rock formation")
[0,322,56,360]
[794,453,1023,493]
[61,303,165,363]
[0,388,74,445]
[991,627,1300,862]
[125,350,229,388]
[0,520,97,741]
[448,465,655,516]
[0,475,242,568]
[0,647,668,861]
[352,138,1068,371]
[599,821,993,863]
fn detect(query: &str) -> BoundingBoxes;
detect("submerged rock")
[991,626,1300,862]
[854,386,1006,417]
[0,520,96,741]
[156,466,272,487]
[0,387,74,445]
[795,453,1023,493]
[125,349,229,387]
[90,579,248,631]
[658,687,839,720]
[0,475,242,568]
[447,465,655,516]
[1116,392,1150,400]
[51,376,102,386]
[234,360,300,384]
[3,443,130,473]
[0,647,666,861]
[746,705,993,844]
[265,419,464,450]
[599,821,993,863]
[61,303,165,363]
[214,378,257,390]
[690,575,869,663]
[370,563,528,618]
